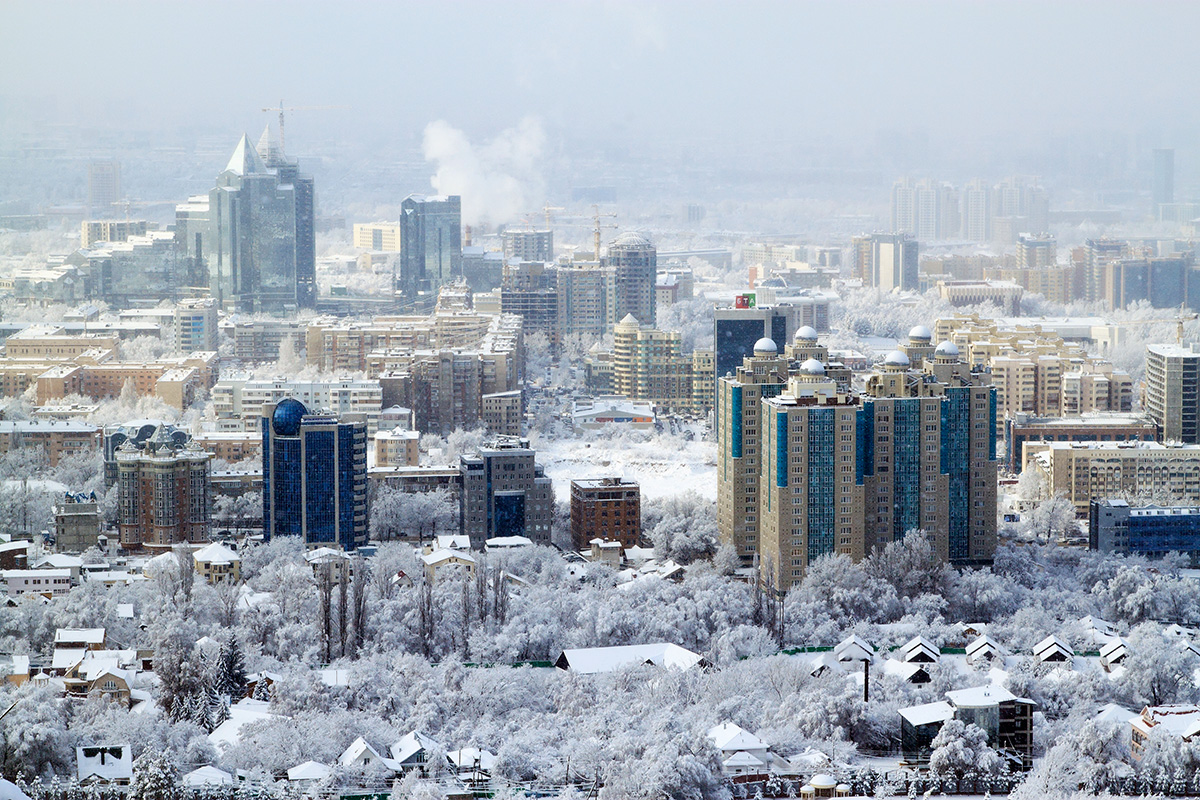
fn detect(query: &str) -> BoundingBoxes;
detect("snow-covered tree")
[927,719,1004,781]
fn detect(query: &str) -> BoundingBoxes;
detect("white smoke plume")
[423,117,546,228]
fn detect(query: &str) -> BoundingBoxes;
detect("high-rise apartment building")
[81,219,147,249]
[606,232,657,328]
[961,179,992,243]
[459,438,554,548]
[719,332,998,590]
[1016,234,1056,269]
[570,477,641,551]
[87,160,121,214]
[991,177,1049,245]
[716,338,788,567]
[1084,238,1129,304]
[869,233,919,292]
[399,195,462,301]
[1145,343,1200,444]
[115,426,211,551]
[262,400,368,551]
[502,229,553,262]
[556,261,615,338]
[891,179,959,240]
[173,298,219,353]
[1154,149,1175,206]
[500,261,559,346]
[611,315,696,413]
[177,132,316,312]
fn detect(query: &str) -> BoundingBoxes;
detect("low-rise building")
[900,684,1035,770]
[570,477,641,551]
[192,542,241,584]
[2,568,71,597]
[571,396,655,431]
[0,420,99,466]
[1090,500,1200,565]
[1030,441,1200,515]
[53,491,101,553]
[374,427,420,468]
[1004,412,1159,472]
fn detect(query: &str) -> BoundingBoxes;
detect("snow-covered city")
[3,3,1200,799]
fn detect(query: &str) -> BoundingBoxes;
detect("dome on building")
[908,325,933,341]
[794,325,819,342]
[883,350,911,368]
[610,231,653,248]
[272,398,308,437]
[799,358,826,376]
[935,340,960,358]
[753,337,778,355]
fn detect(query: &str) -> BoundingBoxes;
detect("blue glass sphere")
[272,398,308,436]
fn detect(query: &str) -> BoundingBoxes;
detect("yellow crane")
[261,101,349,154]
[592,204,617,261]
[541,205,564,230]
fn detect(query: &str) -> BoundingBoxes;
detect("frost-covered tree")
[927,720,1003,781]
[128,749,178,800]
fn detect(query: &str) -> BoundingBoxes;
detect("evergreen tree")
[129,750,177,800]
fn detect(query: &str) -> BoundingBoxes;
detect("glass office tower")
[262,399,368,550]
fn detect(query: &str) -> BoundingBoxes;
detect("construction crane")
[541,205,564,230]
[261,101,348,154]
[592,204,617,261]
[1118,312,1198,344]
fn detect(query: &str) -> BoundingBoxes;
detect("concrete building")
[1145,343,1200,444]
[1004,412,1159,472]
[222,318,307,364]
[610,315,698,414]
[459,438,553,549]
[0,420,99,466]
[556,261,615,338]
[213,375,383,427]
[868,233,919,292]
[570,477,641,551]
[81,220,147,249]
[758,363,864,589]
[115,427,211,551]
[716,338,789,567]
[53,492,102,554]
[173,299,219,353]
[499,261,559,346]
[721,333,998,589]
[936,280,1023,315]
[1090,500,1200,565]
[482,390,523,436]
[1030,441,1200,514]
[1016,234,1057,269]
[352,222,402,251]
[606,232,657,331]
[399,195,462,302]
[87,160,121,214]
[374,427,419,468]
[262,400,368,551]
[501,229,553,262]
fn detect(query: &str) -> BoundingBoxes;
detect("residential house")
[192,542,241,584]
[76,745,132,786]
[182,766,234,788]
[900,636,940,663]
[2,569,71,598]
[421,549,477,584]
[1100,639,1131,672]
[1132,705,1200,760]
[287,761,333,786]
[965,635,1007,666]
[708,722,780,776]
[390,730,443,775]
[833,635,874,664]
[1033,635,1073,665]
[901,684,1036,770]
[339,737,401,774]
[554,643,710,674]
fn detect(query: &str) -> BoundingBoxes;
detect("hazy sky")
[4,0,1199,150]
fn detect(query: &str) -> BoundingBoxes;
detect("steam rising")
[423,117,546,228]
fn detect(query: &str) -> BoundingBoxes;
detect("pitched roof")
[946,684,1016,708]
[287,761,332,782]
[390,730,441,764]
[193,542,239,565]
[898,700,955,727]
[182,766,233,787]
[707,722,768,753]
[555,643,706,674]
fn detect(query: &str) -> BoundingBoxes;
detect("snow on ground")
[535,425,717,502]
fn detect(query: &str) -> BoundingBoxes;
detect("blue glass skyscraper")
[262,399,368,550]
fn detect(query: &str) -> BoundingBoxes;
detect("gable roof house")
[390,730,443,774]
[76,745,132,786]
[553,643,710,674]
[1032,635,1073,665]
